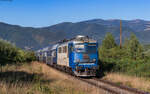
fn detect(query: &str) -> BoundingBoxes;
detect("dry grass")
[0,62,103,94]
[102,72,150,92]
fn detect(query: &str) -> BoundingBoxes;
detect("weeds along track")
[93,78,149,94]
[90,78,149,94]
[47,64,149,94]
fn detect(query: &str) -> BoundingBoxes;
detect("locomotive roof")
[58,35,97,45]
[37,35,97,52]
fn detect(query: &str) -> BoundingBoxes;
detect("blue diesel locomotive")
[36,35,99,77]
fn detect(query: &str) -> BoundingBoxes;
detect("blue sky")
[0,0,150,27]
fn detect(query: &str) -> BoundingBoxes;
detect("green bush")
[0,39,36,65]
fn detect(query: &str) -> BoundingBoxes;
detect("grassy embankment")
[102,73,150,92]
[0,62,99,94]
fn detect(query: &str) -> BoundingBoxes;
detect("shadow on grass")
[0,71,54,84]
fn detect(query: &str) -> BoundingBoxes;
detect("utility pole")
[120,20,122,49]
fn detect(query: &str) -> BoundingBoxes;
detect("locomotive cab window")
[86,45,97,53]
[74,44,85,52]
[74,44,84,49]
[74,43,97,53]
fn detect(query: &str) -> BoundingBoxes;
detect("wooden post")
[120,20,122,48]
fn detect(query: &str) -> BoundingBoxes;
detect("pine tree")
[123,38,130,49]
[99,32,117,59]
[127,33,144,60]
[102,32,117,49]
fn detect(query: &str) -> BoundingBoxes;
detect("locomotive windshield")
[74,43,97,54]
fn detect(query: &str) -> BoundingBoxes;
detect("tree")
[127,33,144,60]
[99,32,117,60]
[123,38,130,49]
[101,32,117,49]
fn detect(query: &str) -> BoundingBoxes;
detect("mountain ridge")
[0,19,150,50]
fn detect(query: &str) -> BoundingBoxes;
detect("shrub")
[0,39,36,65]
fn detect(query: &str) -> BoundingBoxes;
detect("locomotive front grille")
[74,67,97,77]
[82,54,91,63]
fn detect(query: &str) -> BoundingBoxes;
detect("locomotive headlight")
[93,58,96,62]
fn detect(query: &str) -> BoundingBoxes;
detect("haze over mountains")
[0,19,150,50]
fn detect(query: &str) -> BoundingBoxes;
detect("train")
[36,35,99,77]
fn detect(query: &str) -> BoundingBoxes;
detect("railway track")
[93,78,149,94]
[48,64,149,94]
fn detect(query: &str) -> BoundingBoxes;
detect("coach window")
[65,46,67,53]
[54,51,56,57]
[63,46,65,53]
[58,47,62,53]
[63,46,67,53]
